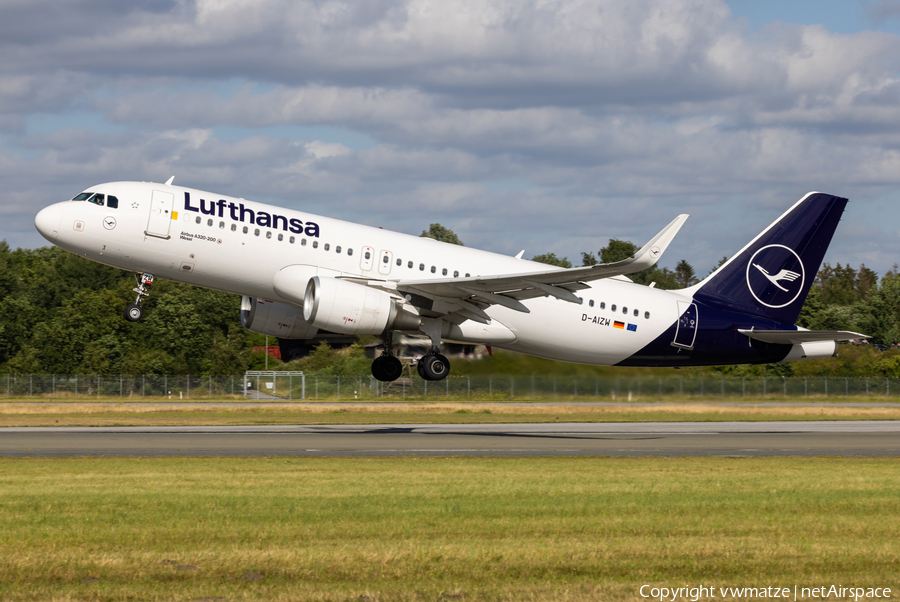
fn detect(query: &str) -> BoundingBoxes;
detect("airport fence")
[3,372,900,400]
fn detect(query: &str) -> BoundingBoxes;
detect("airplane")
[33,179,867,381]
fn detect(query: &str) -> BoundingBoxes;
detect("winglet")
[165,176,175,186]
[589,214,688,277]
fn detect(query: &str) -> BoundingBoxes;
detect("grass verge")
[2,401,900,426]
[0,456,897,601]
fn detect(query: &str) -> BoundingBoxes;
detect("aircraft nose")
[35,205,62,243]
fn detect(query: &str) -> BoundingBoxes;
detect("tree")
[530,253,572,268]
[420,223,464,246]
[674,259,698,288]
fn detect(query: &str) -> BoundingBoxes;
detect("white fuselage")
[36,181,692,365]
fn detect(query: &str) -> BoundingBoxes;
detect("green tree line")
[4,230,900,376]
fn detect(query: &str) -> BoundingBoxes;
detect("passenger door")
[672,301,698,349]
[146,190,174,239]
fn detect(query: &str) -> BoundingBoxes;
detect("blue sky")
[3,0,900,277]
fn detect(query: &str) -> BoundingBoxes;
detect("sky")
[3,0,900,277]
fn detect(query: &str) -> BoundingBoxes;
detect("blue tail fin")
[691,192,848,325]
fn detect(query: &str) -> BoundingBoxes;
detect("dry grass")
[0,456,897,601]
[2,401,900,427]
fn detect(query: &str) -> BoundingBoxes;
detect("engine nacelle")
[240,296,319,339]
[303,276,419,335]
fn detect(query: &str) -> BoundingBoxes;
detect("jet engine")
[240,296,319,339]
[303,276,419,335]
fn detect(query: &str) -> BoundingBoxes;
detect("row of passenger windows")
[587,299,650,319]
[197,216,471,277]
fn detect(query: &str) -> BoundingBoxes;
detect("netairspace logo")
[639,584,892,601]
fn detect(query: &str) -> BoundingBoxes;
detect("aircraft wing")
[364,213,688,325]
[738,329,870,345]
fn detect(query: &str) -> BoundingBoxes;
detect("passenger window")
[453,271,459,277]
[336,246,341,253]
[431,266,436,273]
[408,261,413,269]
[623,306,627,314]
[312,241,318,248]
[347,248,353,256]
[107,196,119,209]
[219,221,225,229]
[465,273,470,277]
[633,309,638,317]
[196,216,201,224]
[266,231,272,239]
[589,300,594,307]
[301,239,307,246]
[324,243,330,251]
[644,311,650,319]
[231,224,237,232]
[419,263,425,271]
[88,193,105,206]
[611,304,617,312]
[442,268,448,276]
[254,229,260,236]
[207,219,213,227]
[278,233,283,241]
[289,236,295,244]
[396,258,402,266]
[600,302,606,310]
[242,226,248,234]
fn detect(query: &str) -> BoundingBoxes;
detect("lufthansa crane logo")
[745,244,805,308]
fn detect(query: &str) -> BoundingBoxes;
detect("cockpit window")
[107,195,119,209]
[72,192,93,201]
[87,193,105,206]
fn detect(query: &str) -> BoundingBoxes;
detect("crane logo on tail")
[745,245,805,309]
[751,264,800,291]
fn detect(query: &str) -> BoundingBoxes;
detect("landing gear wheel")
[381,356,403,381]
[420,353,450,381]
[416,359,427,379]
[124,304,143,322]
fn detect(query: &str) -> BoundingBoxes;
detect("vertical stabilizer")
[691,192,847,325]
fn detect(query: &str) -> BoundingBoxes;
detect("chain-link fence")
[3,373,900,400]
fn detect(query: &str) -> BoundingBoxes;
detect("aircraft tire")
[420,354,450,381]
[124,304,143,322]
[381,356,403,381]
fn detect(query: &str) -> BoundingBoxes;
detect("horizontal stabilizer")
[738,329,869,345]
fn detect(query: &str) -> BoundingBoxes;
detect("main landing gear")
[417,352,450,381]
[371,331,404,382]
[124,273,153,322]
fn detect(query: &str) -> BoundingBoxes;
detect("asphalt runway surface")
[2,421,899,457]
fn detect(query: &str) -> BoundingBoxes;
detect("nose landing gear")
[124,272,153,322]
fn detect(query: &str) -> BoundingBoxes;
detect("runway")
[2,421,899,457]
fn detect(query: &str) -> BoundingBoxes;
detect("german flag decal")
[613,321,625,329]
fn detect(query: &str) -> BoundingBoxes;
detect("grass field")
[2,400,900,427]
[0,456,897,601]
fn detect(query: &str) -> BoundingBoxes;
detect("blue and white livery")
[34,180,866,381]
